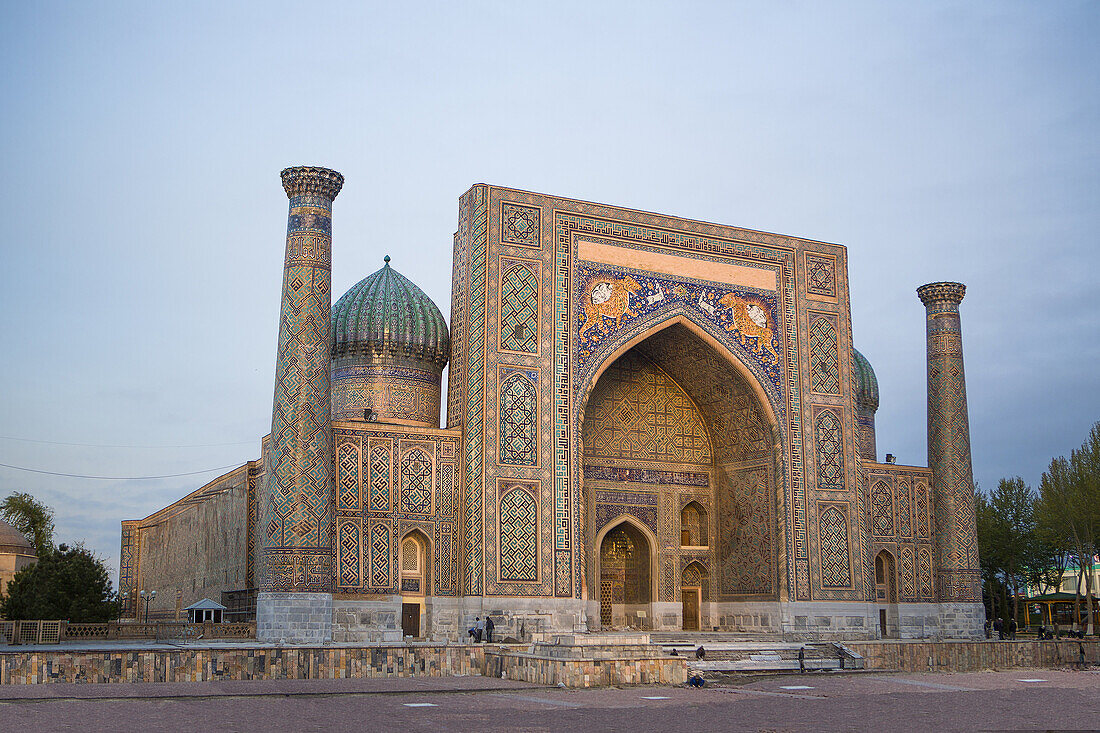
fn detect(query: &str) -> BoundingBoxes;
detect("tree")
[1036,424,1100,636]
[0,544,116,622]
[976,477,1060,629]
[0,492,55,555]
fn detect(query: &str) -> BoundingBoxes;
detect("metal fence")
[0,620,255,644]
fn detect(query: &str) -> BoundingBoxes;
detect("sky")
[1,1,1097,585]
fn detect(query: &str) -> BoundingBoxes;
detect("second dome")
[331,256,450,427]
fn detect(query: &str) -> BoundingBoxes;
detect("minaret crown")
[280,166,344,200]
[917,281,966,307]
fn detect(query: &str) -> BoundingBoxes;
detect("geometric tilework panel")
[896,480,912,537]
[918,546,933,599]
[809,315,840,394]
[870,480,893,537]
[439,463,455,518]
[900,546,917,600]
[806,253,837,298]
[717,465,774,596]
[819,504,851,588]
[369,521,391,589]
[915,483,930,539]
[337,442,360,511]
[337,519,361,587]
[499,372,537,466]
[501,202,541,247]
[499,487,538,582]
[500,262,539,353]
[583,350,712,464]
[815,409,844,490]
[368,443,391,512]
[400,449,433,515]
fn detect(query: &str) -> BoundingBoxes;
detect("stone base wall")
[335,597,589,642]
[0,645,484,685]
[257,592,332,643]
[714,601,783,634]
[849,639,1099,672]
[938,601,986,639]
[332,599,402,643]
[4,639,1092,685]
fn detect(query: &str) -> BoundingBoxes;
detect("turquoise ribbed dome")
[852,348,879,412]
[332,256,450,366]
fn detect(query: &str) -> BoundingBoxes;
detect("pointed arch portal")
[580,318,783,630]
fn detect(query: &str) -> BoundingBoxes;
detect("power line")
[0,461,242,480]
[0,435,256,449]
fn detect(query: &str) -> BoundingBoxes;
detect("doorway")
[875,550,898,638]
[682,590,700,630]
[599,521,652,629]
[399,530,429,638]
[401,603,420,638]
[681,562,708,631]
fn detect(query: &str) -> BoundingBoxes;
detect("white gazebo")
[184,598,227,623]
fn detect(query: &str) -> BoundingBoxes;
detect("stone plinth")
[256,592,332,644]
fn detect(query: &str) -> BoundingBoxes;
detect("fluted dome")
[332,256,450,366]
[852,348,879,413]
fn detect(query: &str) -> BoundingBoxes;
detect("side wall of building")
[121,464,253,619]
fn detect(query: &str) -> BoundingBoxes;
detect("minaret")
[917,281,983,637]
[257,166,343,643]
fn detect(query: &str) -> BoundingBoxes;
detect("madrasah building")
[119,166,984,642]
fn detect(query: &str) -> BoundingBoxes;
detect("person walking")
[476,616,485,643]
[993,617,1003,640]
[1008,618,1017,640]
[485,615,495,643]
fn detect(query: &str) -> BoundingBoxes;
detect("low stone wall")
[0,645,484,684]
[487,650,686,688]
[848,639,1099,672]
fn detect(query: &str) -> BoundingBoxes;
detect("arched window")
[500,263,539,353]
[499,487,538,582]
[815,410,844,489]
[680,501,709,547]
[500,372,537,465]
[874,550,897,604]
[399,531,428,595]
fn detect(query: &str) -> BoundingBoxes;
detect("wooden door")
[402,603,420,638]
[879,608,888,637]
[682,589,700,631]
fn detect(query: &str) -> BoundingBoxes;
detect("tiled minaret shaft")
[260,166,344,596]
[917,282,981,606]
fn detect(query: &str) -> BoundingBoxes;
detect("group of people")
[467,615,495,643]
[989,617,1018,640]
[987,617,1089,640]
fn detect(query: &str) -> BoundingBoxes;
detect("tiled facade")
[120,176,984,641]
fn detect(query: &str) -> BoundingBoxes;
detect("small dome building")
[330,256,450,427]
[853,348,880,461]
[0,518,37,601]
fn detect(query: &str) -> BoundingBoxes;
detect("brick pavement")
[0,669,1096,732]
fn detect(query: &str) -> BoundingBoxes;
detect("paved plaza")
[1,669,1097,732]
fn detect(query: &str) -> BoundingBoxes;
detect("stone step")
[665,641,862,666]
[692,657,863,673]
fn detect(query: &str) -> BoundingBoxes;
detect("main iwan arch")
[120,174,984,642]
